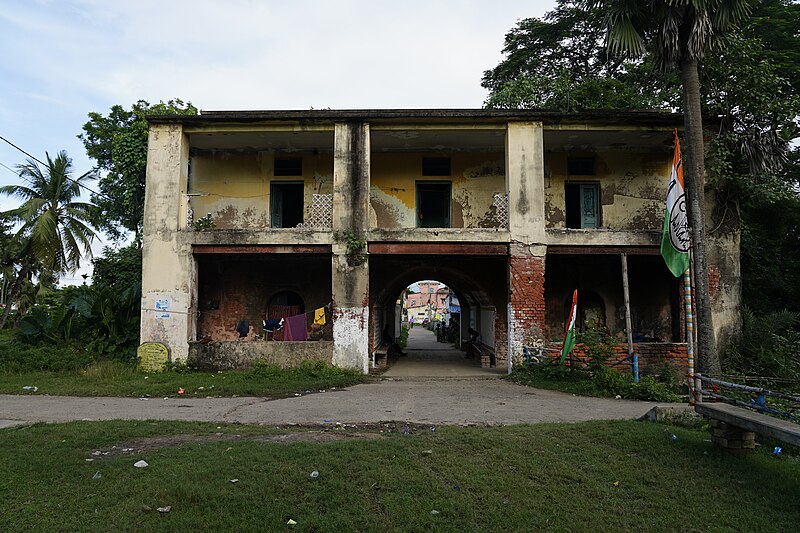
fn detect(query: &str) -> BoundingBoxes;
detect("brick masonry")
[548,342,689,374]
[509,254,546,365]
[709,419,755,452]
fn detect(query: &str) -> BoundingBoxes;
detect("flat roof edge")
[146,108,686,126]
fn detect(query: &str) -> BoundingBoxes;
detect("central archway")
[369,253,508,374]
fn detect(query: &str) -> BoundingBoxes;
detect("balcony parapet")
[546,228,660,247]
[368,227,510,243]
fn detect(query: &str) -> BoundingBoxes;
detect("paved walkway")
[383,327,505,378]
[0,379,670,429]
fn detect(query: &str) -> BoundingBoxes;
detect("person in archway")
[465,327,481,359]
[382,324,407,357]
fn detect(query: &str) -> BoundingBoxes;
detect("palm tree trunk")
[681,58,720,375]
[0,263,31,330]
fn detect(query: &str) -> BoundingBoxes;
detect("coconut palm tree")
[0,151,97,328]
[590,0,752,375]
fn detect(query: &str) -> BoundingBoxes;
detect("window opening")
[271,181,304,228]
[422,157,451,176]
[267,290,305,320]
[416,181,451,228]
[565,182,599,229]
[274,157,303,176]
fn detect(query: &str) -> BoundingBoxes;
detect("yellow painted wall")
[188,152,334,229]
[544,151,670,230]
[369,152,505,229]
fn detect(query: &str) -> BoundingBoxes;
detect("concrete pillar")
[507,122,545,245]
[506,122,547,369]
[332,121,370,372]
[140,124,194,362]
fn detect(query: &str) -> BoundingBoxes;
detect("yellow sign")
[137,342,169,373]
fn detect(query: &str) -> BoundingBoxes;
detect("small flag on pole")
[560,290,578,364]
[661,129,691,277]
[313,307,326,326]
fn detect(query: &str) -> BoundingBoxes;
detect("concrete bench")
[695,402,800,451]
[372,344,389,368]
[471,342,496,368]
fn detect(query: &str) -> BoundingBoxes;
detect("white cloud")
[1,0,554,283]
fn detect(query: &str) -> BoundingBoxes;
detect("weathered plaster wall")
[332,122,370,371]
[141,124,194,361]
[705,191,742,355]
[544,151,670,230]
[196,256,331,341]
[188,340,333,370]
[369,152,505,229]
[188,152,333,229]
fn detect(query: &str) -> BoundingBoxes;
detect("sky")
[0,0,556,284]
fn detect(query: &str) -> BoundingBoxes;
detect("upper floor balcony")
[163,111,675,249]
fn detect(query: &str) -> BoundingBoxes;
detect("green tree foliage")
[0,151,98,329]
[91,244,142,292]
[482,1,681,110]
[0,151,97,273]
[748,0,800,92]
[79,99,198,243]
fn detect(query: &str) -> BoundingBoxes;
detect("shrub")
[725,308,800,386]
[0,332,94,371]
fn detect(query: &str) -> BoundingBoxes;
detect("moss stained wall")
[188,152,334,229]
[544,151,670,230]
[369,152,505,229]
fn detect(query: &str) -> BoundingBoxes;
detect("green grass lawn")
[1,420,798,532]
[0,361,368,398]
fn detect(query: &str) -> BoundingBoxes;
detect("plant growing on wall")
[191,213,215,231]
[333,229,367,267]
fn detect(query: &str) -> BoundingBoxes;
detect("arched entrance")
[369,252,508,376]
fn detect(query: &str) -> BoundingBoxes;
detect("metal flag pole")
[684,260,696,404]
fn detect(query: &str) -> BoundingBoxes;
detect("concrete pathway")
[0,379,671,429]
[382,326,505,378]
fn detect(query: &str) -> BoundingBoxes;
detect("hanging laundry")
[263,318,284,332]
[235,319,250,338]
[284,313,308,341]
[313,307,326,326]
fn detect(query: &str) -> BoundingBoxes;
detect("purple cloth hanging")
[283,313,307,341]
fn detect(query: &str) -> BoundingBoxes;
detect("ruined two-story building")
[140,109,740,373]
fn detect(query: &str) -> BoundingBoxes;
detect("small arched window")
[266,290,305,320]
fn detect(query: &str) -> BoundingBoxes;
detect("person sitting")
[465,327,481,359]
[382,324,406,357]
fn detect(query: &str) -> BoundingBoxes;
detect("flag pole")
[684,258,696,404]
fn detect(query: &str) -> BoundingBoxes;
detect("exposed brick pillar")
[494,313,508,367]
[506,121,545,371]
[508,243,546,367]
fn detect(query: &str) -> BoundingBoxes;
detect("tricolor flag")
[560,289,578,364]
[661,129,691,277]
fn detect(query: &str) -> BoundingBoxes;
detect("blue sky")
[0,0,554,283]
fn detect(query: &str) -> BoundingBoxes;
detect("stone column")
[506,122,547,370]
[332,121,370,372]
[140,124,194,362]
